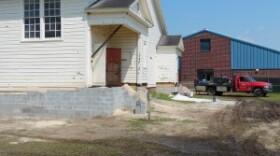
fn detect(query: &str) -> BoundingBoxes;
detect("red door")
[106,48,122,86]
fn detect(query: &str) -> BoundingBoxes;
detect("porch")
[86,1,154,87]
[91,25,140,87]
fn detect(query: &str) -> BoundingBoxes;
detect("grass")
[151,92,195,104]
[151,90,280,103]
[194,92,280,102]
[181,119,197,124]
[151,92,172,101]
[129,118,174,130]
[0,138,183,156]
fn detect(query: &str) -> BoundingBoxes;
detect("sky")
[161,0,280,50]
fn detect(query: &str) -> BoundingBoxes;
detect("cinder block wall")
[0,87,147,119]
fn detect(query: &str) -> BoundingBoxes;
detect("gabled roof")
[183,30,280,54]
[88,0,168,36]
[158,35,184,51]
[158,35,181,46]
[89,0,136,9]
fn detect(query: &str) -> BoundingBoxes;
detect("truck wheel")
[254,88,264,97]
[216,92,223,96]
[207,87,217,96]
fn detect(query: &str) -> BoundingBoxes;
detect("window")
[44,0,61,38]
[240,77,256,82]
[23,0,61,40]
[24,0,40,39]
[200,39,211,51]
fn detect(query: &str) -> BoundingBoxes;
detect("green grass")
[194,92,280,102]
[152,91,280,103]
[151,92,172,101]
[181,119,197,124]
[151,92,195,104]
[0,138,183,156]
[129,118,174,130]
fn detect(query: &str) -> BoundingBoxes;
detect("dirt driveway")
[0,99,279,155]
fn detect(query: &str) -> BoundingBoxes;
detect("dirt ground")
[0,99,279,155]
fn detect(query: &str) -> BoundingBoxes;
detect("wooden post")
[147,89,151,121]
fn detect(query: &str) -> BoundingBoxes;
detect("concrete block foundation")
[0,87,148,119]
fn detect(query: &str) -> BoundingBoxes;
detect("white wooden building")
[157,35,184,85]
[0,0,183,90]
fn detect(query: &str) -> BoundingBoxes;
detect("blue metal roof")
[183,30,280,54]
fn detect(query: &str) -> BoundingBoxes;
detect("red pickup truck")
[195,75,273,97]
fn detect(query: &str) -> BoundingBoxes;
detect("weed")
[129,118,174,130]
[0,138,183,156]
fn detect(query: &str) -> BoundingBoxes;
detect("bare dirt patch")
[209,100,280,153]
[0,99,279,155]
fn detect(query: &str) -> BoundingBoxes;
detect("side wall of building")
[230,39,280,89]
[156,47,180,84]
[231,40,280,70]
[181,32,231,83]
[0,0,89,88]
[146,0,164,87]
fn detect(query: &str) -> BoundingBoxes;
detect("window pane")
[56,17,60,22]
[25,32,29,38]
[200,39,211,51]
[36,24,40,31]
[45,24,50,31]
[24,0,40,39]
[36,32,40,38]
[44,0,61,38]
[56,31,61,37]
[56,23,61,30]
[30,32,35,38]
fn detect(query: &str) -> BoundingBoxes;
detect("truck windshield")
[247,77,256,82]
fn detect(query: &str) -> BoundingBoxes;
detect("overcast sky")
[161,0,280,50]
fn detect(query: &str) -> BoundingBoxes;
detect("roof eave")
[153,0,168,35]
[128,10,153,28]
[86,8,153,28]
[157,45,184,52]
[85,8,128,13]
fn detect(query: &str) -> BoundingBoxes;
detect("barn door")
[106,48,122,86]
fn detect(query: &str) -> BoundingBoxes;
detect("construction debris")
[178,84,194,97]
[171,94,212,103]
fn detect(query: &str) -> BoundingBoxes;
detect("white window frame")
[21,0,63,42]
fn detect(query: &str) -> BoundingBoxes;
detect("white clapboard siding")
[157,47,179,83]
[146,0,163,87]
[0,0,88,88]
